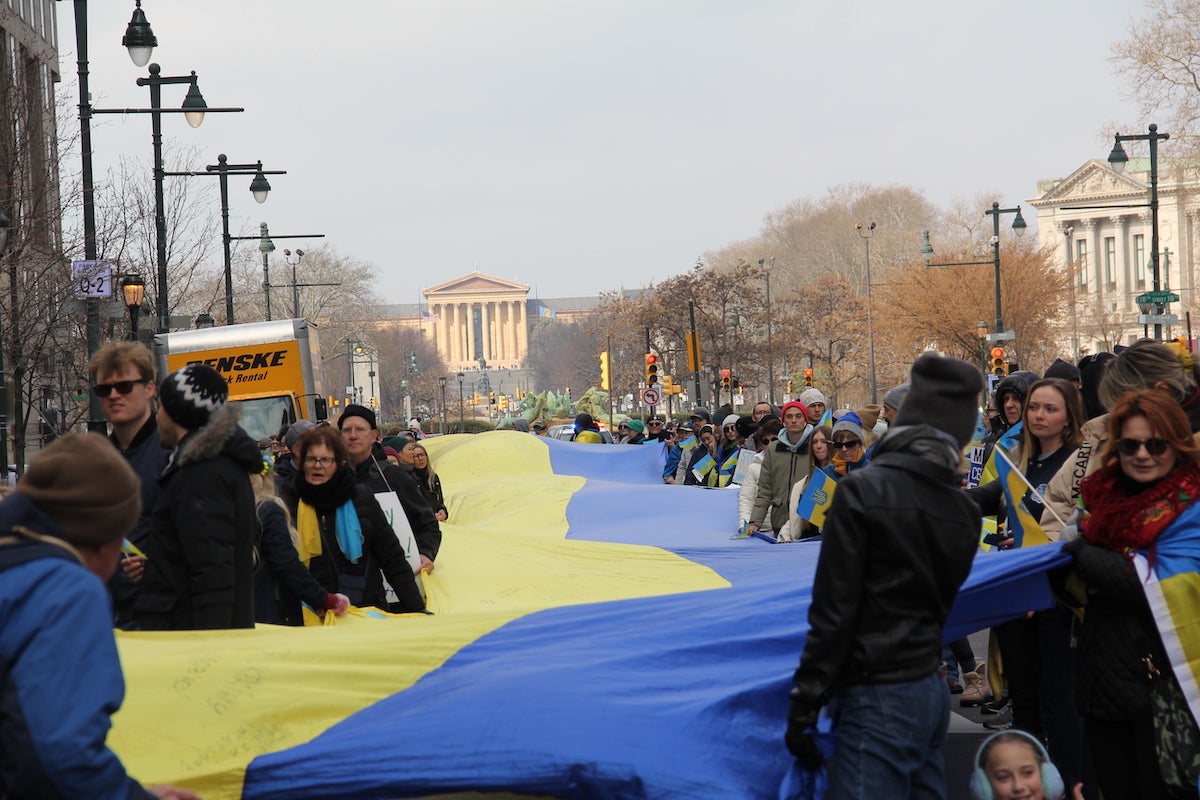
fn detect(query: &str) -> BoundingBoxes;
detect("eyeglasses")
[648,421,663,426]
[1117,437,1170,457]
[831,440,861,450]
[92,379,148,397]
[303,456,337,467]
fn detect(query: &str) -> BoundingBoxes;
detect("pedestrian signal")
[990,347,1007,377]
[645,353,659,385]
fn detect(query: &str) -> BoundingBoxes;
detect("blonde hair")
[249,473,300,549]
[1099,339,1198,410]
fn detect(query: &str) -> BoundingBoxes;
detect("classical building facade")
[424,272,531,370]
[1030,158,1198,356]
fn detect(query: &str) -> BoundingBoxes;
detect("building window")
[1104,236,1117,287]
[1076,239,1088,288]
[1134,234,1146,288]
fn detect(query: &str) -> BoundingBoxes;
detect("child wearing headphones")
[971,730,1084,800]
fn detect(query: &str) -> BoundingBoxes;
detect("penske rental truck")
[153,318,328,441]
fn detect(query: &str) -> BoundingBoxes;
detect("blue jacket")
[0,494,155,799]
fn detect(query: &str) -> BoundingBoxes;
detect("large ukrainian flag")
[110,432,1069,799]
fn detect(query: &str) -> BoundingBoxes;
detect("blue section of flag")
[796,470,837,526]
[244,442,1071,799]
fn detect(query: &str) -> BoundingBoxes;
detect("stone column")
[507,301,518,363]
[447,304,458,365]
[517,299,529,361]
[479,302,491,362]
[465,303,476,363]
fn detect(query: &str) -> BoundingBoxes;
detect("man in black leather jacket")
[785,353,984,798]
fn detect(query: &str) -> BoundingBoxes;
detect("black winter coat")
[279,469,425,613]
[791,426,981,713]
[351,444,442,561]
[253,500,333,626]
[1067,538,1169,719]
[136,406,261,630]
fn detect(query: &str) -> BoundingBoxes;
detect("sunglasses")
[831,440,861,450]
[92,379,149,397]
[762,437,777,445]
[648,421,663,426]
[1118,437,1170,457]
[724,425,737,431]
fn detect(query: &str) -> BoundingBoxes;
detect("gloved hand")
[784,694,823,769]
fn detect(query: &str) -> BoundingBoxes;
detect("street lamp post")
[457,372,465,432]
[94,67,243,333]
[121,274,146,341]
[164,155,282,325]
[760,258,775,405]
[1108,124,1171,341]
[439,375,448,434]
[856,222,878,403]
[259,223,275,319]
[920,200,1027,340]
[283,249,304,317]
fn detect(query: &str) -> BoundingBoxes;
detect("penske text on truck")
[153,318,328,441]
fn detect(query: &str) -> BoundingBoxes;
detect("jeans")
[826,672,951,800]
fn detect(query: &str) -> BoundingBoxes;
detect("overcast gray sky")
[60,1,1148,304]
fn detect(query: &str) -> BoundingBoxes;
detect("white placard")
[374,491,425,603]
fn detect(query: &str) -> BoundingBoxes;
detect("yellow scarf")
[296,501,322,566]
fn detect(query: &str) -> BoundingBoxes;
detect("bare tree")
[1111,0,1200,156]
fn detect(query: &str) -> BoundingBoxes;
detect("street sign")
[985,330,1016,343]
[641,387,661,406]
[71,260,113,299]
[1135,291,1180,305]
[1138,313,1180,325]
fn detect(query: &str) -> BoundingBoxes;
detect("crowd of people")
[4,337,1200,798]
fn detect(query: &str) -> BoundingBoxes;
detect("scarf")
[1079,464,1200,554]
[294,467,364,564]
[830,447,865,477]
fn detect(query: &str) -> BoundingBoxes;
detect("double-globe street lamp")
[920,201,1027,344]
[235,223,325,321]
[94,66,244,333]
[164,155,284,325]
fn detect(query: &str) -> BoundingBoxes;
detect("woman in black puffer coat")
[278,426,424,614]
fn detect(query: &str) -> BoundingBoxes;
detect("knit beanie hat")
[780,400,809,421]
[159,364,228,431]
[1044,358,1081,383]
[798,388,827,408]
[284,419,317,448]
[339,403,377,431]
[17,433,141,546]
[1077,352,1115,420]
[893,352,984,449]
[832,418,864,443]
[734,415,756,438]
[882,381,911,411]
[626,419,645,434]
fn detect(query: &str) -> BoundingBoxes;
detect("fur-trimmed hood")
[164,404,262,476]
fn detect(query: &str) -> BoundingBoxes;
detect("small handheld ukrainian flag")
[691,452,715,482]
[796,470,837,527]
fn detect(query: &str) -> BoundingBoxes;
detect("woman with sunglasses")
[278,426,425,613]
[408,444,448,522]
[1065,389,1200,798]
[821,416,870,482]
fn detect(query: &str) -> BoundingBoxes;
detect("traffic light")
[804,368,814,388]
[990,347,1008,377]
[499,395,509,410]
[488,391,496,405]
[786,379,794,395]
[600,351,612,390]
[721,369,731,391]
[369,396,377,408]
[645,353,659,385]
